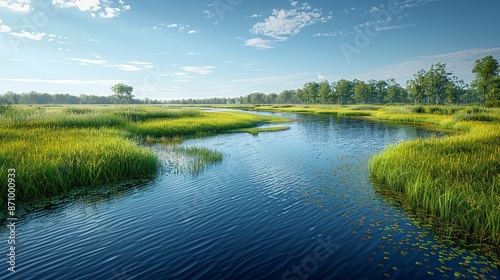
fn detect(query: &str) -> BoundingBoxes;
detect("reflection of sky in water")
[1,113,497,280]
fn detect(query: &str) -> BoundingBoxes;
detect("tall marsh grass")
[0,105,289,212]
[171,146,223,175]
[257,104,500,254]
[367,110,500,254]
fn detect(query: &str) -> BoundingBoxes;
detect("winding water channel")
[2,111,499,279]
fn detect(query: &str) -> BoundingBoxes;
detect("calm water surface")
[1,112,498,279]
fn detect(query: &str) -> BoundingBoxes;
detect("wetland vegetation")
[0,105,289,212]
[1,55,499,277]
[238,104,500,260]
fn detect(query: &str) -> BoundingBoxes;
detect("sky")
[1,0,499,100]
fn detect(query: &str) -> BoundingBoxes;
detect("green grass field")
[0,105,289,211]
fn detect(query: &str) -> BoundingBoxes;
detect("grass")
[127,111,290,138]
[231,125,290,135]
[253,104,500,256]
[0,105,289,212]
[170,146,224,175]
[0,127,159,203]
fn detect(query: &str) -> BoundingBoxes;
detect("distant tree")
[375,80,388,104]
[302,82,320,104]
[446,76,468,105]
[318,81,332,104]
[424,62,449,105]
[293,88,305,104]
[407,69,427,104]
[249,92,266,104]
[354,80,369,104]
[111,83,134,104]
[472,55,500,105]
[333,79,353,104]
[385,80,404,104]
[277,89,295,104]
[266,93,278,104]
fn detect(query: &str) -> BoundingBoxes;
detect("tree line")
[167,56,500,107]
[1,56,499,107]
[0,91,165,105]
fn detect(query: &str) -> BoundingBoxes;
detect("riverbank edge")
[232,104,500,259]
[0,107,292,217]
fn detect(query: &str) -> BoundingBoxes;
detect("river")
[1,111,498,279]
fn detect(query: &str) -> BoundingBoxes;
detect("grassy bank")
[252,104,500,254]
[0,105,289,211]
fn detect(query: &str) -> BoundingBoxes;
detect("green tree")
[111,83,134,104]
[333,79,353,104]
[277,89,295,104]
[302,82,320,104]
[385,79,404,104]
[407,69,426,104]
[424,62,449,105]
[318,81,332,104]
[445,76,467,105]
[375,80,388,104]
[354,80,370,104]
[472,55,500,105]
[266,93,278,104]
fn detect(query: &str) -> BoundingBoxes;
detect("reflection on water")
[1,113,498,280]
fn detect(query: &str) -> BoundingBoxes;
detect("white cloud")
[117,64,141,71]
[203,9,214,18]
[66,58,107,65]
[52,0,130,18]
[10,31,46,40]
[127,60,153,65]
[99,7,120,18]
[75,0,99,11]
[313,30,355,37]
[182,51,199,56]
[66,57,156,72]
[251,3,323,41]
[126,61,155,69]
[187,30,199,34]
[376,24,416,31]
[180,66,216,75]
[400,0,439,9]
[0,0,31,12]
[243,37,274,50]
[0,20,48,40]
[0,21,12,32]
[1,78,124,86]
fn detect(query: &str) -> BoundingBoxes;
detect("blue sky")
[1,0,499,100]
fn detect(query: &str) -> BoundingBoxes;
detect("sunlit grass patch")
[0,127,158,208]
[231,125,290,135]
[128,111,291,137]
